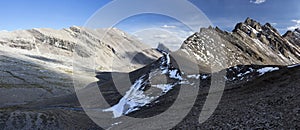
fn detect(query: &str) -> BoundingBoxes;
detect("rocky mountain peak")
[181,18,300,71]
[233,17,282,38]
[262,23,281,36]
[283,30,293,37]
[232,18,297,54]
[156,42,171,53]
[283,28,300,46]
[295,28,300,33]
[244,17,262,30]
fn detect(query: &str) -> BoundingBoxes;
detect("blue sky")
[192,0,300,33]
[0,0,299,34]
[0,0,110,30]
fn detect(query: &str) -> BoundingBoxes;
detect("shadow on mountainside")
[2,63,298,129]
[0,53,75,108]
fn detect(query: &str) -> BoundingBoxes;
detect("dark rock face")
[283,28,300,46]
[156,42,171,53]
[181,18,300,71]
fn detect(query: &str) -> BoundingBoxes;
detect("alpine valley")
[0,18,299,129]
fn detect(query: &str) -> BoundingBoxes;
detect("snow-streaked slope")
[103,53,183,118]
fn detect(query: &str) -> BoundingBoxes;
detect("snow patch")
[160,53,183,80]
[103,76,155,118]
[237,71,251,77]
[251,27,259,34]
[169,69,182,80]
[257,67,279,76]
[153,84,176,93]
[288,64,300,68]
[103,81,177,118]
[201,75,209,79]
[187,74,200,79]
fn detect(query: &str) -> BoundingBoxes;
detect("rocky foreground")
[0,56,299,129]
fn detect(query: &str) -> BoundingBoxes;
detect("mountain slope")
[0,27,162,108]
[180,18,300,71]
[0,27,161,72]
[1,54,299,129]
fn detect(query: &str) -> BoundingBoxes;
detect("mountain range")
[0,18,299,129]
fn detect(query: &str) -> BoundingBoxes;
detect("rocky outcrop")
[283,28,300,46]
[156,42,171,53]
[180,18,300,71]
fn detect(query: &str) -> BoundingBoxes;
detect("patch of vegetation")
[97,66,105,71]
[63,69,73,74]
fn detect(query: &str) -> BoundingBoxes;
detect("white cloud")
[154,34,168,39]
[292,20,300,24]
[130,18,200,52]
[287,19,300,30]
[270,22,277,26]
[161,25,177,29]
[250,0,267,4]
[133,27,192,51]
